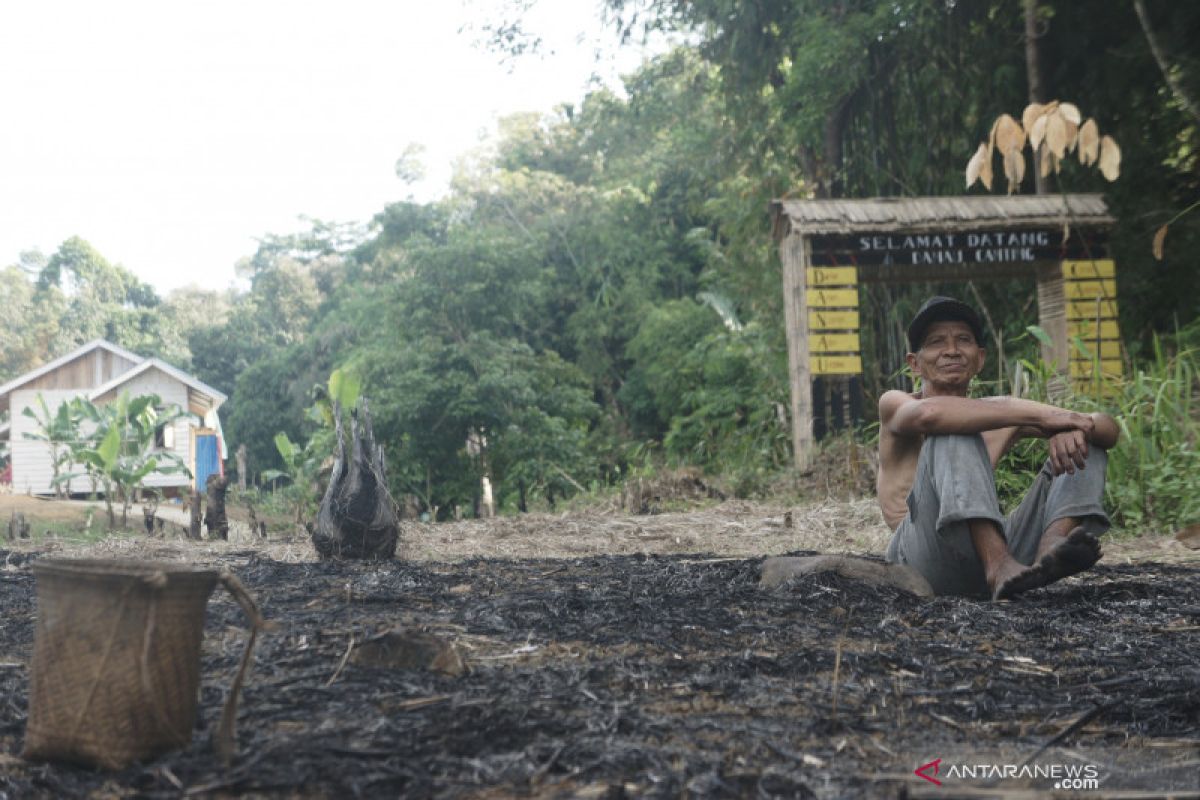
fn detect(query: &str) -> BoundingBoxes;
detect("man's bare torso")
[876,412,922,530]
[876,390,1018,530]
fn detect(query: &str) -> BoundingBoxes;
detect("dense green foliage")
[2,1,1197,530]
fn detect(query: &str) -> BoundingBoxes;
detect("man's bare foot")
[993,527,1102,601]
[990,559,1049,601]
[1034,525,1102,583]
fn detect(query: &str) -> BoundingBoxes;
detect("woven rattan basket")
[22,558,262,770]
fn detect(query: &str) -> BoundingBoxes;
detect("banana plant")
[261,432,302,486]
[307,366,362,428]
[21,393,83,498]
[55,393,190,529]
[261,431,321,522]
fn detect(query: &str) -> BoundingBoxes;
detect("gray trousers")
[885,434,1110,597]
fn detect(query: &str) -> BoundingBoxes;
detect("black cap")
[907,296,985,352]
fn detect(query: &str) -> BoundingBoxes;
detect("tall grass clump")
[1100,334,1199,532]
[995,325,1199,534]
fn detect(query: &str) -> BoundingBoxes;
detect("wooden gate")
[771,194,1117,469]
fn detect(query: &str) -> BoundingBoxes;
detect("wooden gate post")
[1036,261,1069,372]
[780,230,813,471]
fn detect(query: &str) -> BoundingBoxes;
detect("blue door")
[195,433,220,491]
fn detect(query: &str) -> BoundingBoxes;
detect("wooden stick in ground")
[1017,701,1115,769]
[831,632,845,720]
[204,475,230,541]
[236,444,248,491]
[188,488,203,540]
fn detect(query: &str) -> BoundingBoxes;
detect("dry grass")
[2,492,1196,567]
[400,497,891,561]
[0,493,94,524]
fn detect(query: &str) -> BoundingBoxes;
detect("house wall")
[10,388,89,494]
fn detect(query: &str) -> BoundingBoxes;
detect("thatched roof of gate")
[771,194,1112,238]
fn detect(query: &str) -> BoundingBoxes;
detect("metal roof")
[771,194,1113,237]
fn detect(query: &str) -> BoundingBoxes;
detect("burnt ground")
[0,548,1198,799]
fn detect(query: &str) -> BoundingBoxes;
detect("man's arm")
[881,391,1096,439]
[881,391,1119,476]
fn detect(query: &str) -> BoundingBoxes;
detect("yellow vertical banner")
[806,267,858,286]
[1064,280,1117,300]
[809,333,860,353]
[1062,259,1115,279]
[807,288,858,308]
[1067,320,1120,339]
[808,355,863,375]
[1066,298,1118,319]
[808,309,860,330]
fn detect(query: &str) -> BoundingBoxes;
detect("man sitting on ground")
[877,296,1120,600]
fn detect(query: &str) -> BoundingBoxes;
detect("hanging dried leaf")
[979,142,994,190]
[966,142,987,188]
[1002,147,1025,193]
[1059,102,1082,125]
[1039,144,1055,178]
[1078,119,1100,166]
[1002,147,1017,192]
[1099,135,1121,181]
[1021,103,1045,135]
[1030,113,1049,151]
[1045,113,1068,159]
[1063,119,1079,153]
[994,114,1025,155]
[1152,224,1168,260]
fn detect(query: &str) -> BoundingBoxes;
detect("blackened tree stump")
[7,512,30,541]
[312,398,400,560]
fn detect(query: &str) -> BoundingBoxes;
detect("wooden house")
[0,339,226,495]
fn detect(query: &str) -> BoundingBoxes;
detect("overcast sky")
[0,0,662,294]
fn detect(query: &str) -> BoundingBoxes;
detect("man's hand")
[1047,429,1089,475]
[1037,409,1096,439]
